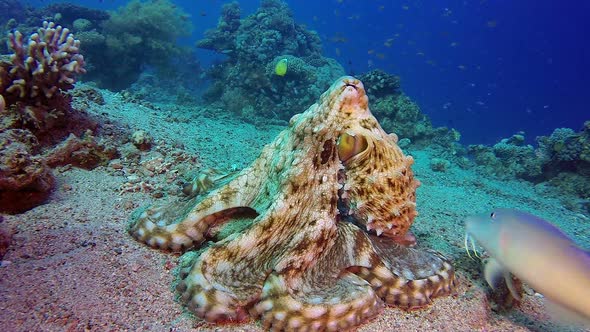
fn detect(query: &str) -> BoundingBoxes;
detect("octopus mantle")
[129,76,456,331]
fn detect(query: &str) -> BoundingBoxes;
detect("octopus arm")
[253,223,384,332]
[355,234,457,309]
[175,202,341,325]
[128,168,264,251]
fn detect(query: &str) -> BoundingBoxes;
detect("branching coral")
[0,21,85,106]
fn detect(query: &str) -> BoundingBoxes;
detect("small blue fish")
[465,208,590,326]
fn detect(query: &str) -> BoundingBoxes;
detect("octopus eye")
[337,132,368,163]
[490,212,496,219]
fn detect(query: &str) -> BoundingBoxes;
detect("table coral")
[129,77,456,331]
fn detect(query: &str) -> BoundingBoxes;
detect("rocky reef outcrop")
[357,70,462,152]
[468,122,590,212]
[197,0,345,121]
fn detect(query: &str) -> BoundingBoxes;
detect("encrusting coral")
[129,77,456,331]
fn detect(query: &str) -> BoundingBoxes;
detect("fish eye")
[490,212,496,219]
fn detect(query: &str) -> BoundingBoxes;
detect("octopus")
[129,76,456,331]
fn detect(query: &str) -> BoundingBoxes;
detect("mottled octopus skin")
[129,76,456,331]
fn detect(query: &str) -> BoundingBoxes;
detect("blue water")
[22,0,589,144]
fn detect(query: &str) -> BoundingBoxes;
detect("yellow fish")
[275,58,288,76]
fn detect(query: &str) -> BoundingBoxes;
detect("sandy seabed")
[0,88,588,332]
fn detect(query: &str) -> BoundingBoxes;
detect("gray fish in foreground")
[464,208,590,326]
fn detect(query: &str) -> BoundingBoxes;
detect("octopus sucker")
[129,76,456,330]
[254,273,382,332]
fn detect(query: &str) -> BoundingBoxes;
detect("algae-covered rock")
[430,158,451,172]
[468,134,542,180]
[131,130,153,151]
[0,129,55,214]
[44,130,119,170]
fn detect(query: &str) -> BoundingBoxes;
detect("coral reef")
[467,133,542,180]
[198,0,345,121]
[537,123,590,208]
[195,1,240,53]
[81,0,193,90]
[357,70,462,153]
[358,69,401,99]
[36,3,109,29]
[1,0,199,91]
[467,123,590,212]
[537,123,590,167]
[129,77,456,330]
[469,124,590,182]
